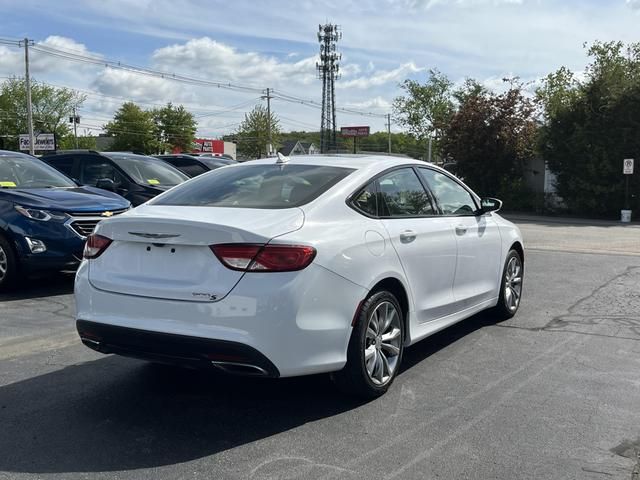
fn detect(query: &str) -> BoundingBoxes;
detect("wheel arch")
[369,277,410,341]
[510,241,524,265]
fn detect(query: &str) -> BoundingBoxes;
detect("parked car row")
[0,149,236,290]
[1,148,524,397]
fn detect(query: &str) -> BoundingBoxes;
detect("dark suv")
[154,154,235,178]
[43,151,189,206]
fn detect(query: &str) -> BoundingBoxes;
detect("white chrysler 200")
[75,155,524,398]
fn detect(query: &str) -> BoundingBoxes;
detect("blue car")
[0,150,130,290]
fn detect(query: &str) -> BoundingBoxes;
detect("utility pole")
[262,87,272,157]
[21,38,35,155]
[72,106,79,149]
[427,135,432,163]
[387,113,391,154]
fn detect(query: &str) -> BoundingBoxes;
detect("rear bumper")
[77,320,280,377]
[74,262,368,377]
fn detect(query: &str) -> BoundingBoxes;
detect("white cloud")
[151,37,317,86]
[344,96,392,110]
[0,35,100,82]
[395,0,523,8]
[627,0,640,10]
[339,62,423,89]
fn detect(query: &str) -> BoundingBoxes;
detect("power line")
[27,43,389,119]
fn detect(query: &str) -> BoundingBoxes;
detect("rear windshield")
[151,164,354,208]
[104,153,188,186]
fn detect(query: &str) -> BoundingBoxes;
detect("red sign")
[192,138,224,154]
[340,126,370,137]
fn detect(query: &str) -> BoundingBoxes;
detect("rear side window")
[152,164,354,208]
[46,155,74,175]
[167,158,208,177]
[352,181,379,216]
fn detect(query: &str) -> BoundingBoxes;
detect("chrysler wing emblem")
[101,211,114,217]
[128,232,181,239]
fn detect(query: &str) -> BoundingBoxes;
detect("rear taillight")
[83,234,112,259]
[210,244,316,272]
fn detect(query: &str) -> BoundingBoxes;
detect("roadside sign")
[19,133,55,151]
[623,158,634,175]
[340,126,370,137]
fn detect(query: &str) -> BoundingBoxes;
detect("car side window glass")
[419,168,478,216]
[47,155,74,175]
[377,168,435,217]
[352,181,378,216]
[79,157,124,186]
[179,160,208,177]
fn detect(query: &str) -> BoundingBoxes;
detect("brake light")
[83,234,112,259]
[210,244,316,272]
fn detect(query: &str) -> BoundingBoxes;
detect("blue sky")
[1,0,639,136]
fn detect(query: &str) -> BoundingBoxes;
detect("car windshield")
[104,153,188,186]
[0,154,77,189]
[151,164,354,208]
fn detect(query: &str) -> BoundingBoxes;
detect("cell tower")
[316,23,341,153]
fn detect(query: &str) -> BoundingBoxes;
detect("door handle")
[399,230,417,243]
[455,225,467,235]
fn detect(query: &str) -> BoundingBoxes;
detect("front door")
[418,168,502,309]
[377,167,458,323]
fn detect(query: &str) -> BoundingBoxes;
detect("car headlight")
[15,206,67,222]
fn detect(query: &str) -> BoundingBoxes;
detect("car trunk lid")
[88,206,304,302]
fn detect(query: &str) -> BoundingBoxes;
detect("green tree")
[57,135,97,150]
[104,102,158,154]
[152,102,197,153]
[235,105,280,159]
[0,77,85,151]
[392,69,454,159]
[538,41,640,216]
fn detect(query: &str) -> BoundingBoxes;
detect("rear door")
[377,167,458,323]
[418,167,502,309]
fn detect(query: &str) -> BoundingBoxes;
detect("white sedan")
[75,154,524,398]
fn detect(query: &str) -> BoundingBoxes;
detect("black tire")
[0,234,19,292]
[332,290,405,399]
[492,249,524,320]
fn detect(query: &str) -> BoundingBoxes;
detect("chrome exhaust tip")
[210,360,269,376]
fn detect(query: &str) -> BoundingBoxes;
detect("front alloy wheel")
[504,255,523,313]
[332,290,404,399]
[493,249,524,320]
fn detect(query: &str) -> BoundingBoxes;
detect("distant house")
[279,140,318,156]
[300,142,318,155]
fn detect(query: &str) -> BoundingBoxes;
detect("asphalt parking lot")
[1,217,639,480]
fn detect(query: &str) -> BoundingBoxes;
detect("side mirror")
[95,178,116,192]
[480,197,502,214]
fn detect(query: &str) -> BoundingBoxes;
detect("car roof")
[0,150,37,159]
[247,154,435,174]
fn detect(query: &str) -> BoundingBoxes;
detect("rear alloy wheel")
[492,249,523,320]
[332,290,404,399]
[0,235,18,292]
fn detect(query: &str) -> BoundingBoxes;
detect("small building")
[279,140,318,156]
